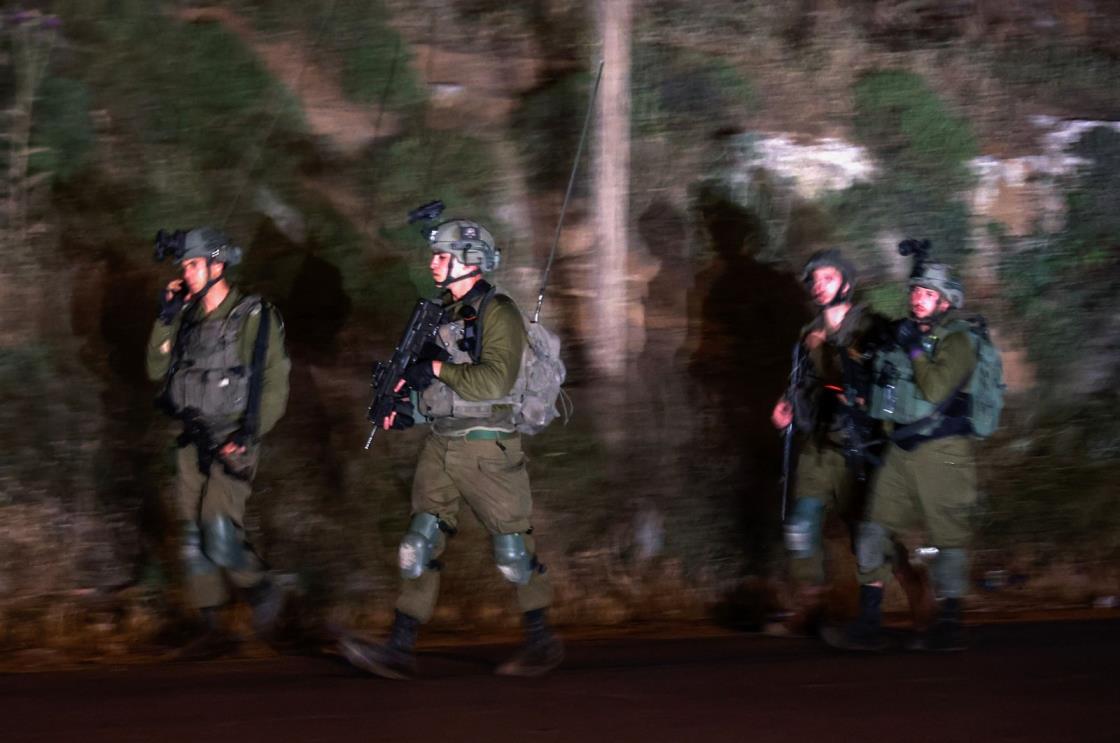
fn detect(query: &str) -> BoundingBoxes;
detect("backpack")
[960,317,1005,438]
[510,314,570,434]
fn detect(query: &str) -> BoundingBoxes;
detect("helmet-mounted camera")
[897,238,932,268]
[408,199,445,228]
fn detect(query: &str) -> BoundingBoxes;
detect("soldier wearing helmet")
[338,218,563,680]
[825,243,978,652]
[146,226,291,658]
[768,248,921,636]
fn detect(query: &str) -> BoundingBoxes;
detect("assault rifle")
[364,299,445,450]
[836,380,882,481]
[835,320,893,479]
[176,407,217,475]
[780,341,807,521]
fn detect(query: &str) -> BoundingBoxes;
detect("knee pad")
[399,512,445,581]
[784,498,825,557]
[492,533,536,586]
[855,521,889,575]
[180,522,215,576]
[200,516,248,570]
[932,547,969,599]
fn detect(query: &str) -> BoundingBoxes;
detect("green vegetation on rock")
[830,69,977,266]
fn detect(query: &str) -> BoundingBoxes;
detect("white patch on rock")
[968,117,1120,235]
[430,82,466,105]
[254,187,307,244]
[739,135,877,199]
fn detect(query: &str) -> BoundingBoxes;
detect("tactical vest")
[166,295,262,440]
[868,316,1004,439]
[419,287,566,437]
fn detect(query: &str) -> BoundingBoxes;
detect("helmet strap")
[828,281,852,308]
[814,280,852,309]
[436,266,481,290]
[911,307,949,329]
[179,259,224,306]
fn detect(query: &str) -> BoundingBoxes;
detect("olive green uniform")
[398,283,552,624]
[146,287,290,610]
[858,316,977,598]
[787,304,883,586]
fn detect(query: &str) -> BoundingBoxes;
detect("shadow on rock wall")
[684,188,809,581]
[68,245,170,591]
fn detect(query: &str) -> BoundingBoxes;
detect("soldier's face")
[180,257,211,295]
[810,266,845,306]
[910,286,949,320]
[429,251,453,284]
[430,251,473,285]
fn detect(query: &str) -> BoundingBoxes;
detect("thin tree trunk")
[591,0,632,379]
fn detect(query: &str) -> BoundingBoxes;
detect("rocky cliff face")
[1,2,1118,654]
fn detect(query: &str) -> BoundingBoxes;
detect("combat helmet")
[801,248,857,306]
[181,226,243,266]
[909,262,964,309]
[428,219,500,273]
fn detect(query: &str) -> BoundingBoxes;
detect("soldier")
[339,218,562,680]
[769,249,903,635]
[824,258,977,652]
[146,227,291,658]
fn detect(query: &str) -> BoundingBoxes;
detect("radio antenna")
[532,60,604,324]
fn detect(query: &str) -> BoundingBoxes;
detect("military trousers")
[858,436,977,597]
[397,432,553,624]
[175,444,268,610]
[789,439,862,587]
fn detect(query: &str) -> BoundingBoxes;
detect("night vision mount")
[153,229,188,263]
[408,200,445,231]
[897,238,932,277]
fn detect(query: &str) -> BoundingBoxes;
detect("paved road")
[2,620,1117,743]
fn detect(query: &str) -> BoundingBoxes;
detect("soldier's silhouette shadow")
[683,189,809,621]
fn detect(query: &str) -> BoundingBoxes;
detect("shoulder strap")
[470,285,501,364]
[240,300,271,440]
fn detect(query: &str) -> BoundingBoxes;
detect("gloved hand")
[894,319,924,356]
[417,341,451,364]
[402,360,436,392]
[158,287,186,325]
[389,393,415,430]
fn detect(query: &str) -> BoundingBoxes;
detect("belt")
[464,429,517,441]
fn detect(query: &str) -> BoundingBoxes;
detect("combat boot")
[763,586,825,638]
[338,610,419,680]
[245,577,286,641]
[909,598,967,652]
[175,607,239,661]
[821,585,889,652]
[496,608,564,677]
